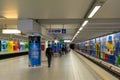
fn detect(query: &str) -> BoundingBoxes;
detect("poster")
[114,32,120,66]
[85,40,90,54]
[13,41,19,51]
[41,45,45,51]
[106,34,115,64]
[8,41,14,52]
[20,42,25,51]
[25,42,28,50]
[79,32,120,67]
[1,40,8,51]
[100,36,107,60]
[29,36,41,66]
[100,34,115,64]
[96,38,101,58]
[51,41,54,53]
[81,42,86,53]
[90,39,95,56]
[106,35,114,55]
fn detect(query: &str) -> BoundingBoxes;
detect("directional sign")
[60,39,64,44]
[62,29,66,34]
[47,29,66,34]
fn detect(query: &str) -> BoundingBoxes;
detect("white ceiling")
[0,0,120,43]
[93,0,120,18]
[0,0,92,19]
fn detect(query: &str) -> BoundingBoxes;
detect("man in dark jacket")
[62,47,65,55]
[46,44,52,68]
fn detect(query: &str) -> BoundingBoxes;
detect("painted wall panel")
[78,32,120,67]
[1,40,8,51]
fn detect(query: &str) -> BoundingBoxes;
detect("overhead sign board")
[47,29,66,34]
[62,29,66,34]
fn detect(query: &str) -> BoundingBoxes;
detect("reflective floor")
[0,51,119,80]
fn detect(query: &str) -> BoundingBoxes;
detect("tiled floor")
[0,51,119,80]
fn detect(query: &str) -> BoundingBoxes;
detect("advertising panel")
[8,41,14,52]
[29,36,41,66]
[114,32,120,66]
[20,42,25,51]
[13,41,19,51]
[107,34,115,64]
[41,45,45,51]
[81,42,86,53]
[90,39,95,56]
[1,40,8,51]
[100,34,115,64]
[79,32,120,67]
[85,40,90,54]
[100,36,107,60]
[96,38,101,58]
[25,42,28,50]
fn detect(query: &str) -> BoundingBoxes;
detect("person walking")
[59,48,62,57]
[46,44,53,68]
[62,47,65,55]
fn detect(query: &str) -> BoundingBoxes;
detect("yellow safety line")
[79,54,110,80]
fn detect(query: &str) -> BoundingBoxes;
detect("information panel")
[29,36,41,66]
[47,29,66,34]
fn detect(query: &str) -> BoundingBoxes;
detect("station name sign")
[47,29,66,34]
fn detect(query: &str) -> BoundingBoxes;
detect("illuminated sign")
[47,29,66,34]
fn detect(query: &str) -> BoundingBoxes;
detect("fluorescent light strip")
[71,20,89,42]
[73,36,75,40]
[64,40,71,43]
[82,20,89,27]
[72,32,78,42]
[79,27,83,31]
[75,33,78,37]
[77,31,80,34]
[88,6,101,18]
[71,5,101,42]
[2,29,21,34]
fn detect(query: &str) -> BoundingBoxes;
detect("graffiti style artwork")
[90,39,95,56]
[114,32,120,66]
[78,32,120,67]
[96,38,100,58]
[106,35,114,55]
[100,36,107,60]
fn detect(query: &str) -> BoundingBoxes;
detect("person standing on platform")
[62,47,65,55]
[64,46,67,55]
[46,44,53,68]
[59,48,62,57]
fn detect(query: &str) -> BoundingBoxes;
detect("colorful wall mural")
[77,32,120,67]
[0,40,8,51]
[0,39,28,54]
[90,39,95,56]
[96,38,100,58]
